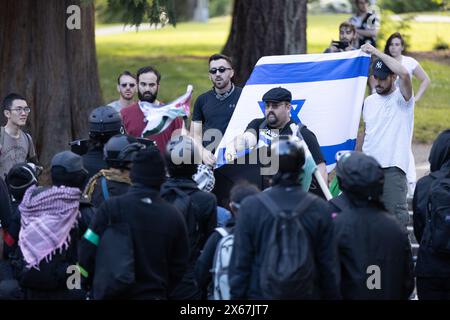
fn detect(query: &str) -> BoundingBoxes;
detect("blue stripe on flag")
[246,56,370,85]
[216,139,356,169]
[320,139,356,166]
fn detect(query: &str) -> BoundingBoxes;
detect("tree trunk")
[223,0,307,86]
[0,0,102,171]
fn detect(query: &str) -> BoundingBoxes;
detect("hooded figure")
[78,146,190,299]
[413,129,450,300]
[160,135,217,300]
[334,152,414,300]
[9,151,89,300]
[2,163,40,259]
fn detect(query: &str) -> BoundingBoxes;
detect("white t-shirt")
[394,55,418,88]
[107,100,122,112]
[362,88,415,174]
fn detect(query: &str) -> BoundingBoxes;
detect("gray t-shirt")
[0,129,36,179]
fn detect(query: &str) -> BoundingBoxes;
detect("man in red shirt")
[120,66,184,154]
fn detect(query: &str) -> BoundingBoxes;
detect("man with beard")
[191,54,242,166]
[120,66,184,154]
[226,87,327,193]
[107,71,137,112]
[359,43,414,229]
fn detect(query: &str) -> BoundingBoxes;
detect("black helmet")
[165,135,200,177]
[103,134,145,168]
[89,106,123,142]
[6,162,40,201]
[336,151,384,201]
[270,135,305,173]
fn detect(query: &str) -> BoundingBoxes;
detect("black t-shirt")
[192,86,242,147]
[245,118,325,165]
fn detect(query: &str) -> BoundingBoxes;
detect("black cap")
[262,87,292,103]
[51,151,87,174]
[130,146,166,188]
[372,59,394,80]
[336,152,384,200]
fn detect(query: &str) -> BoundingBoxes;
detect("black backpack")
[167,188,201,256]
[256,192,316,299]
[426,171,450,254]
[93,198,135,299]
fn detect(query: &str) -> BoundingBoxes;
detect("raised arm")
[361,44,412,101]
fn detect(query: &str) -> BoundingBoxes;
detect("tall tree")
[0,0,102,168]
[223,0,308,86]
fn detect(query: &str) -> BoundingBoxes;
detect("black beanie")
[130,146,166,188]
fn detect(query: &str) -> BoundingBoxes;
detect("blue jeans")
[382,167,409,228]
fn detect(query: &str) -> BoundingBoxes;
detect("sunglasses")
[120,83,136,88]
[209,67,231,74]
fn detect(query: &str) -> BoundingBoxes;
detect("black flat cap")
[262,87,292,103]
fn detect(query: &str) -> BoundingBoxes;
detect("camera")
[332,40,350,50]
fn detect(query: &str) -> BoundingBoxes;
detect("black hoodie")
[160,177,217,299]
[413,129,450,277]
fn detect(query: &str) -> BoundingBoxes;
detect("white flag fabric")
[142,85,193,138]
[215,50,371,171]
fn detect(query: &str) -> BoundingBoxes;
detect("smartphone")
[332,40,349,50]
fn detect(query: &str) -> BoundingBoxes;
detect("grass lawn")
[96,15,449,143]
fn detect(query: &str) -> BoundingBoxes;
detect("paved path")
[391,14,450,23]
[412,143,432,180]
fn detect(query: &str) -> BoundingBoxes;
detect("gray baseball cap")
[51,151,87,173]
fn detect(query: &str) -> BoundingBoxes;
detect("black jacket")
[334,205,414,299]
[413,129,450,277]
[160,178,217,299]
[7,186,92,300]
[10,227,86,300]
[0,176,12,230]
[161,178,217,263]
[89,178,131,208]
[195,217,235,298]
[82,146,108,180]
[79,184,190,299]
[229,183,340,300]
[328,193,353,214]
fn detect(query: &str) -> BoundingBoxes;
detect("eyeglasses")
[10,107,31,113]
[120,83,136,88]
[209,67,231,74]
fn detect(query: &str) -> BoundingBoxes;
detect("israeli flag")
[215,50,371,171]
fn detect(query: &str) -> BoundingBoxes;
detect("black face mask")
[138,90,158,103]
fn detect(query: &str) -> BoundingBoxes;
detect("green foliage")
[209,0,232,18]
[433,36,449,50]
[377,10,413,52]
[102,0,177,26]
[379,0,443,13]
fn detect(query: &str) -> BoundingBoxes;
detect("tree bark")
[0,0,102,170]
[223,0,307,86]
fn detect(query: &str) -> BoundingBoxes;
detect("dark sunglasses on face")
[120,83,136,88]
[209,67,231,74]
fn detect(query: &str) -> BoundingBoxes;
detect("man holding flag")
[360,43,414,228]
[226,87,328,196]
[120,66,188,154]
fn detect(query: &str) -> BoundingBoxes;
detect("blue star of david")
[258,99,306,124]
